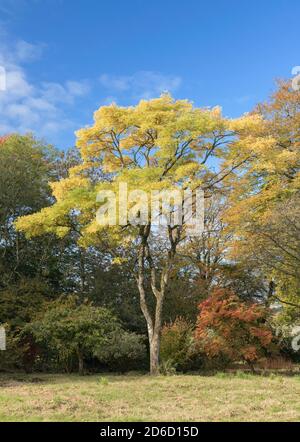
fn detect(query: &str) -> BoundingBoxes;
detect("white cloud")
[15,40,44,63]
[4,69,33,98]
[0,35,183,145]
[0,0,44,18]
[99,71,182,100]
[0,38,90,139]
[99,74,130,92]
[66,80,91,97]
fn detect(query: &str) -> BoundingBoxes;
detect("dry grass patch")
[0,373,300,421]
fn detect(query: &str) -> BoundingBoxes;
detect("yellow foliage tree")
[224,81,300,314]
[16,94,260,374]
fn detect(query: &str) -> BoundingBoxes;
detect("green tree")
[25,297,145,374]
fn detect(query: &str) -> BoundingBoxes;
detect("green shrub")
[94,330,147,371]
[160,317,201,372]
[24,296,146,374]
[0,325,26,372]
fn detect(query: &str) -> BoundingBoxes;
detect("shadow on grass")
[1,368,300,389]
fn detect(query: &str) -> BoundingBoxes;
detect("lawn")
[0,372,300,422]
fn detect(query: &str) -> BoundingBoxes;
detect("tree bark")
[77,349,84,375]
[136,224,179,375]
[149,332,160,375]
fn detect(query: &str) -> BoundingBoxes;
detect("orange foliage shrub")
[195,288,274,369]
[0,135,10,144]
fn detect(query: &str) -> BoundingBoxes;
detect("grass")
[0,372,300,421]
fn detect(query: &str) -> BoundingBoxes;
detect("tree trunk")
[77,349,84,375]
[137,280,165,375]
[137,267,166,375]
[149,333,160,375]
[136,224,178,375]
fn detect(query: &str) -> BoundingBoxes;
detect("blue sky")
[0,0,299,149]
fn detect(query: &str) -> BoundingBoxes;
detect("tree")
[0,136,112,370]
[195,288,274,371]
[16,95,261,374]
[179,194,229,298]
[24,297,129,374]
[0,136,85,293]
[0,134,56,287]
[0,135,66,370]
[223,81,300,312]
[234,193,300,315]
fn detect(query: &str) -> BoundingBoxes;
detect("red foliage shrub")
[195,288,274,369]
